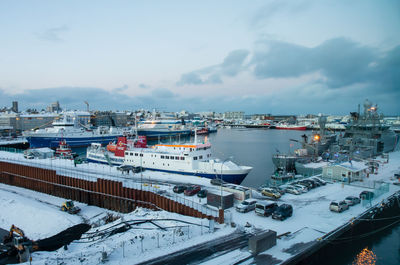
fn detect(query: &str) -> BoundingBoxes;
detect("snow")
[0,150,399,264]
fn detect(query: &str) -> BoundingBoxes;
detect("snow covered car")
[330,201,349,212]
[344,196,361,206]
[235,199,257,213]
[285,186,301,195]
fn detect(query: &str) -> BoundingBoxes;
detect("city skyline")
[0,0,399,114]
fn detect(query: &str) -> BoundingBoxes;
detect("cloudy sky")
[0,0,399,114]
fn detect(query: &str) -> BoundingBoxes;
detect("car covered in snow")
[330,201,349,212]
[255,201,278,217]
[344,196,361,206]
[235,198,257,213]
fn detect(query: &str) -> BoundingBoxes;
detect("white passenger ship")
[122,137,252,184]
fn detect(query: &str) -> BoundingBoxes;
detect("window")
[140,154,143,157]
[161,155,164,159]
[180,157,185,160]
[166,156,169,159]
[130,152,133,156]
[193,157,197,160]
[199,155,203,159]
[175,156,179,160]
[135,153,138,156]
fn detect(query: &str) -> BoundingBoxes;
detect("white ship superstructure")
[123,137,252,184]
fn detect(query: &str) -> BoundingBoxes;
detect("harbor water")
[75,128,399,264]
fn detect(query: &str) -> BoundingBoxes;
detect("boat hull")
[137,129,191,140]
[27,135,122,148]
[137,167,249,185]
[275,126,307,130]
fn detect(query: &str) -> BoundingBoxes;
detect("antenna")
[84,101,89,112]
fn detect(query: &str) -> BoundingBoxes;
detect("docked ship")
[272,116,337,172]
[23,114,123,148]
[275,123,307,130]
[136,119,192,140]
[337,99,398,158]
[86,136,147,166]
[122,136,252,184]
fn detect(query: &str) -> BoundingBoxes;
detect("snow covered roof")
[336,161,368,172]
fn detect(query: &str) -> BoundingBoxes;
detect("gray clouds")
[177,49,249,85]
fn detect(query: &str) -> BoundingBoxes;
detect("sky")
[0,0,399,115]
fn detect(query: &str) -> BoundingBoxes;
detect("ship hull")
[137,129,191,140]
[27,135,122,148]
[136,167,249,185]
[275,126,307,130]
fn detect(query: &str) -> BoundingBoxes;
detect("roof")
[335,161,368,172]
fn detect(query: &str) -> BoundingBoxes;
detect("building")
[12,101,18,113]
[224,111,244,120]
[17,113,60,132]
[322,161,368,183]
[46,101,61,113]
[91,111,127,127]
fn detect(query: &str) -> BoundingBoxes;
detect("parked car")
[312,177,327,185]
[197,189,207,198]
[330,201,349,212]
[236,199,258,213]
[285,186,301,195]
[173,185,187,194]
[272,204,293,221]
[298,180,314,189]
[270,186,286,195]
[255,201,278,217]
[261,188,281,199]
[359,191,374,200]
[344,196,361,206]
[292,184,308,193]
[210,178,225,186]
[184,185,201,196]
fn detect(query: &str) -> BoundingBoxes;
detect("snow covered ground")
[1,150,399,264]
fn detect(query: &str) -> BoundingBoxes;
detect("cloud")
[177,49,249,85]
[250,0,312,29]
[113,84,128,93]
[251,37,399,92]
[139,83,150,89]
[37,25,69,42]
[150,88,176,99]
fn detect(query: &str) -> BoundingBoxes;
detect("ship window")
[190,148,193,151]
[180,157,185,160]
[161,155,164,159]
[175,157,179,160]
[135,153,138,156]
[130,152,133,156]
[140,154,143,157]
[166,156,169,159]
[153,162,154,165]
[199,156,203,159]
[168,164,169,166]
[193,157,197,160]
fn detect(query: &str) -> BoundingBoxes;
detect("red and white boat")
[55,140,75,159]
[86,136,147,166]
[275,124,307,130]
